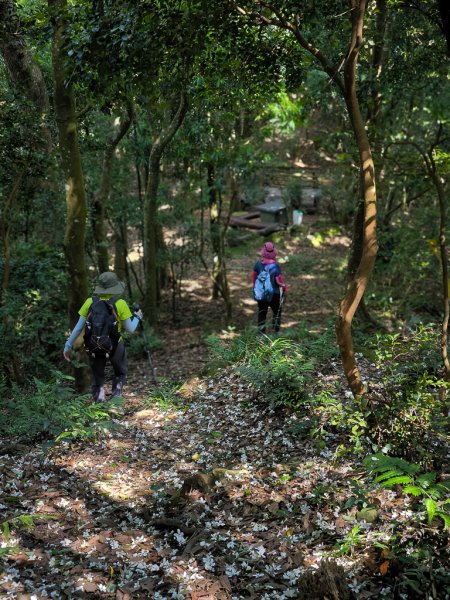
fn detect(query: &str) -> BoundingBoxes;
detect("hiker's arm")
[63,316,86,360]
[276,274,288,292]
[122,313,142,333]
[252,271,257,285]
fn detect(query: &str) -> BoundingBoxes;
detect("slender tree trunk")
[427,147,450,378]
[208,164,221,300]
[254,0,378,396]
[367,0,390,128]
[434,7,450,382]
[335,0,378,396]
[92,104,134,273]
[435,172,450,379]
[207,164,232,321]
[113,218,128,282]
[436,0,450,55]
[143,93,187,324]
[49,0,89,391]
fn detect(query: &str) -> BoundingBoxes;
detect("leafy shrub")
[364,453,450,527]
[282,176,304,209]
[369,200,447,324]
[362,325,448,460]
[126,325,161,361]
[207,331,315,408]
[0,243,68,386]
[0,372,120,442]
[207,328,263,366]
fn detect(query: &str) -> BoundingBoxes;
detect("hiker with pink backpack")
[252,242,288,336]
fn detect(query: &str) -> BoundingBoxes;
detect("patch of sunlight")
[302,309,336,316]
[242,298,255,306]
[127,242,143,263]
[179,377,206,398]
[183,280,204,292]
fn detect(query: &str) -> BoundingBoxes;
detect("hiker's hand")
[134,309,143,321]
[63,349,71,362]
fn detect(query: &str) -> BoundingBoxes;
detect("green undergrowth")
[126,326,162,361]
[144,379,189,411]
[207,323,338,409]
[0,372,121,444]
[207,323,450,593]
[359,324,450,466]
[207,322,450,465]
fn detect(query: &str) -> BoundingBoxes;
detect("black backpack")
[84,296,120,357]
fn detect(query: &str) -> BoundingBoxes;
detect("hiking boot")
[93,386,105,403]
[110,381,124,398]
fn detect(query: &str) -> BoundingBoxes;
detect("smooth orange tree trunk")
[336,0,378,396]
[249,0,379,396]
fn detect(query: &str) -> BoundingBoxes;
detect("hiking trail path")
[1,223,386,599]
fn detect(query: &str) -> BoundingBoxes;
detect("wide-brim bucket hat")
[93,271,125,296]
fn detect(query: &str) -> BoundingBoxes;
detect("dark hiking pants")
[89,341,128,401]
[257,294,282,333]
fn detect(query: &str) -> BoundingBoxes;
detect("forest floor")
[1,217,449,599]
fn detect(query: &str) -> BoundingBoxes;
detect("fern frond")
[425,498,438,524]
[426,487,446,501]
[416,472,437,486]
[436,511,450,528]
[403,485,424,497]
[382,475,413,488]
[374,469,404,483]
[363,453,419,476]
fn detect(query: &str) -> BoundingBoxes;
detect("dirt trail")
[152,214,349,381]
[2,220,372,599]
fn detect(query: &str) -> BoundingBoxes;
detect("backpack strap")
[264,263,279,288]
[87,296,100,316]
[106,295,118,305]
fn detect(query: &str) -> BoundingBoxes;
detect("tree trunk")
[0,171,26,384]
[207,164,232,321]
[436,0,450,55]
[367,0,390,128]
[113,218,128,282]
[92,104,134,274]
[143,93,187,324]
[0,0,50,145]
[255,0,379,396]
[49,0,89,391]
[435,172,450,379]
[270,0,377,395]
[335,0,378,396]
[426,143,450,378]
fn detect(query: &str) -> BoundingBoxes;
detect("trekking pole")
[275,288,285,334]
[133,304,157,384]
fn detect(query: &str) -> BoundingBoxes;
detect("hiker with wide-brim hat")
[252,242,288,335]
[63,272,142,402]
[93,271,126,296]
